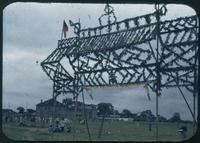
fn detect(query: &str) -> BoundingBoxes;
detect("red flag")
[63,20,68,38]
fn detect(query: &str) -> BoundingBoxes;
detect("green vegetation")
[3,120,196,141]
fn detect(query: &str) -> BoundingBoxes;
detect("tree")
[97,103,113,116]
[122,109,132,118]
[113,110,119,115]
[169,112,181,122]
[131,113,137,119]
[27,109,35,114]
[97,103,113,138]
[62,98,73,108]
[26,109,35,117]
[62,98,72,105]
[139,110,153,121]
[17,106,24,114]
[158,115,167,122]
[26,109,36,120]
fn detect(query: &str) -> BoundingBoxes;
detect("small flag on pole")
[63,20,68,38]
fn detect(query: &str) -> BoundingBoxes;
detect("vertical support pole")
[52,65,58,128]
[156,92,159,141]
[53,92,56,128]
[98,114,105,139]
[107,3,111,33]
[52,81,55,128]
[193,88,196,134]
[72,62,76,140]
[82,88,92,141]
[177,86,194,120]
[72,62,79,141]
[61,20,64,40]
[193,38,197,134]
[155,4,160,141]
[193,16,198,134]
[72,88,78,141]
[72,25,81,140]
[50,80,56,138]
[52,82,55,127]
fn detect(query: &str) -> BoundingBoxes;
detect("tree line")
[15,102,191,123]
[97,102,191,123]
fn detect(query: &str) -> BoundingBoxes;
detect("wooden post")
[72,70,79,141]
[193,91,196,133]
[193,17,198,134]
[156,91,159,141]
[155,4,160,141]
[98,114,105,139]
[52,72,56,128]
[61,20,64,40]
[72,91,78,141]
[82,89,92,141]
[72,26,81,141]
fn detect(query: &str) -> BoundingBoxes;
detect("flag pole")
[61,20,63,40]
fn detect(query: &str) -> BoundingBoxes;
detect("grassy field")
[2,120,196,141]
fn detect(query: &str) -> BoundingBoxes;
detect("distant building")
[36,98,97,120]
[2,109,18,122]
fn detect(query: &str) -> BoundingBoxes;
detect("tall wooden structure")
[41,4,198,141]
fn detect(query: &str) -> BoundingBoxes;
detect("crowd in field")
[3,107,191,139]
[47,118,72,133]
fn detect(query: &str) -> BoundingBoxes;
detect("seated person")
[59,118,65,132]
[52,124,60,133]
[178,125,187,139]
[48,125,53,133]
[66,126,71,133]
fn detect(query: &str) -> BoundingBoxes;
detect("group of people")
[47,118,86,133]
[48,118,72,133]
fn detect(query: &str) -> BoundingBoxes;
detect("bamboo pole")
[81,89,92,141]
[155,4,160,141]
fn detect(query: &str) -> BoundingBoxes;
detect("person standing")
[59,118,65,132]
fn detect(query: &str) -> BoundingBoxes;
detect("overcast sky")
[3,2,197,120]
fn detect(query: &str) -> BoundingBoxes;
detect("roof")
[36,98,96,108]
[36,98,64,107]
[2,109,17,114]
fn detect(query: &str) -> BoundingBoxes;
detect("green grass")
[2,120,196,141]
